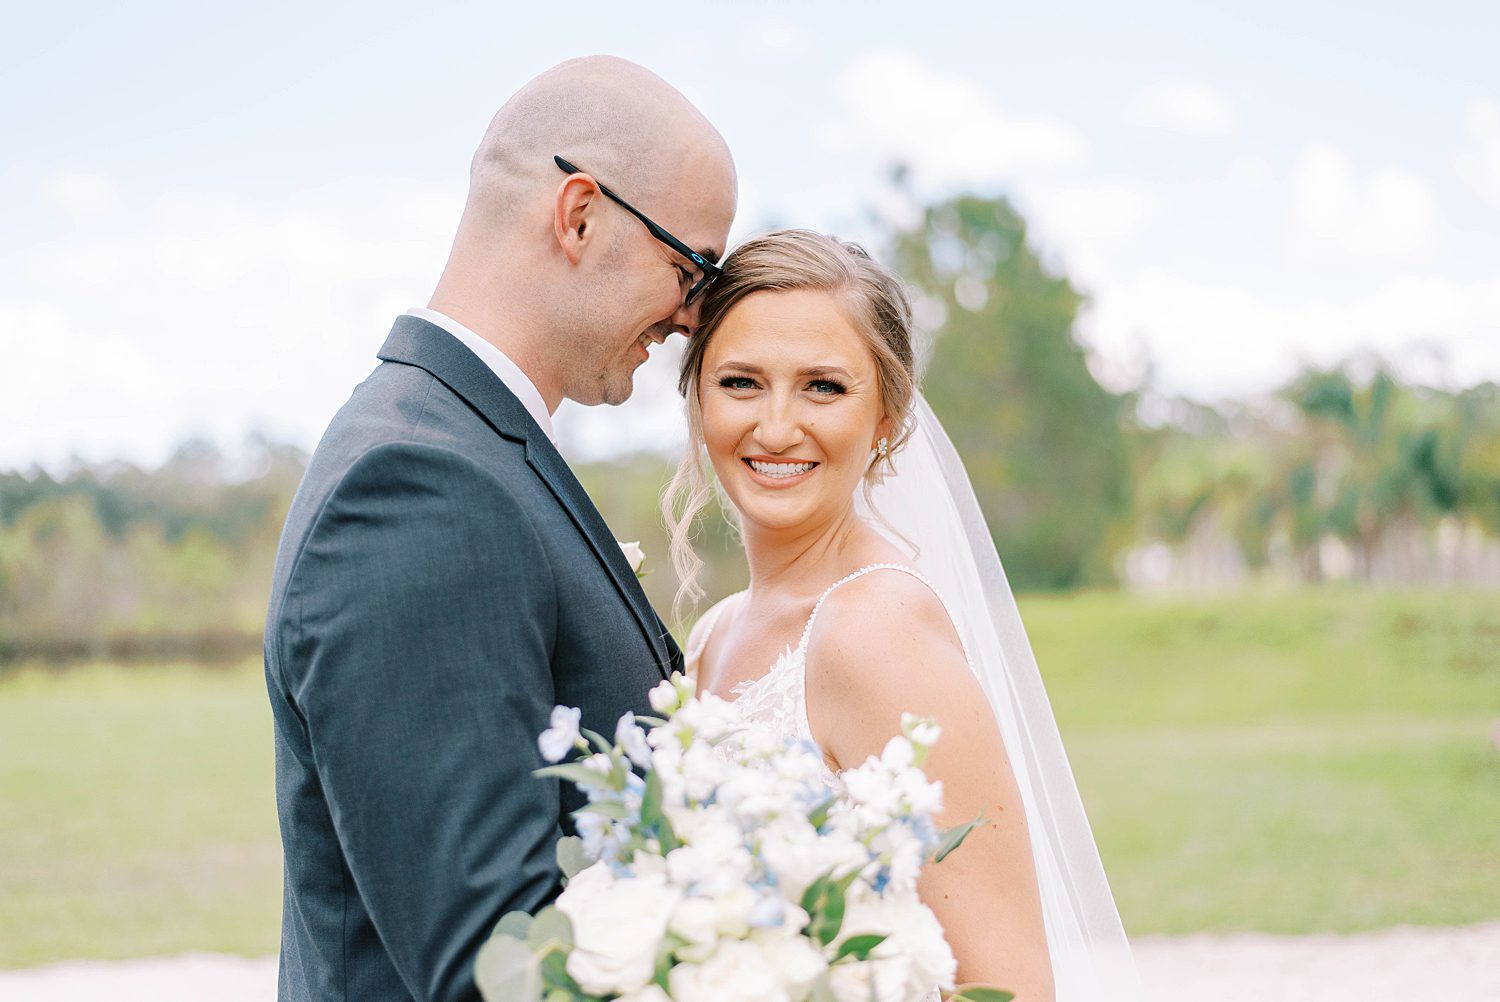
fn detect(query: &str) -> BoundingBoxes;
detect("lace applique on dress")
[696,565,957,1002]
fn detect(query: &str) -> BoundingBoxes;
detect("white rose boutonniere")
[619,540,647,579]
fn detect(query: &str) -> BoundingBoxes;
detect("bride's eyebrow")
[798,366,852,380]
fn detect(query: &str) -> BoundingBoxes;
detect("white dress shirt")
[403,307,556,444]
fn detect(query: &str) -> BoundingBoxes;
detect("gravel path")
[1,924,1495,1001]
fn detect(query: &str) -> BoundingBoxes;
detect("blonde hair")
[661,229,918,621]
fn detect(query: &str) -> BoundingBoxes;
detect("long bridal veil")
[855,395,1143,1001]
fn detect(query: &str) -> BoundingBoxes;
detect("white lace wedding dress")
[686,562,956,1001]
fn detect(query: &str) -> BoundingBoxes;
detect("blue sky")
[4,1,1498,467]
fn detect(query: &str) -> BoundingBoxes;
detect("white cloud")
[745,17,809,57]
[1126,78,1237,137]
[1290,143,1433,261]
[1017,180,1153,289]
[1457,96,1500,209]
[825,51,1088,189]
[0,172,462,469]
[44,170,124,218]
[1082,268,1500,399]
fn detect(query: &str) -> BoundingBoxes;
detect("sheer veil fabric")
[855,395,1143,1000]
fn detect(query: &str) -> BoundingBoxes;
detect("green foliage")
[1,588,1496,965]
[931,813,983,864]
[0,437,305,665]
[1129,365,1500,583]
[887,192,1131,589]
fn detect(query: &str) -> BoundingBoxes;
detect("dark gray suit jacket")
[263,315,680,1001]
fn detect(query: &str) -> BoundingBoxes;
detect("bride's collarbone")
[699,597,812,698]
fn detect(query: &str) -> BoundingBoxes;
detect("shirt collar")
[403,307,556,445]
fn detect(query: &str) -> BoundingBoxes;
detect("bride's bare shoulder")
[804,569,967,687]
[802,568,980,768]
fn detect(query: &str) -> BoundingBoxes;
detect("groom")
[263,57,736,1002]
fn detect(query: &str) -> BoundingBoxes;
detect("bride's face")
[698,288,889,536]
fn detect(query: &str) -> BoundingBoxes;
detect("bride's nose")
[751,399,805,454]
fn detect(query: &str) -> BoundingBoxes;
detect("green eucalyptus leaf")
[574,799,631,821]
[492,910,533,941]
[807,794,839,830]
[799,873,832,918]
[832,933,887,962]
[533,763,608,787]
[642,767,664,826]
[473,934,540,1002]
[555,836,590,880]
[932,813,985,864]
[949,987,1015,1002]
[581,727,615,754]
[808,870,860,946]
[527,905,574,951]
[538,947,581,993]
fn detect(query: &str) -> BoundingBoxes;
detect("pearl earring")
[875,437,889,460]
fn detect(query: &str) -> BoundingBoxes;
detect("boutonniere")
[618,540,647,579]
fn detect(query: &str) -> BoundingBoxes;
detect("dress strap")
[796,563,971,664]
[686,590,746,667]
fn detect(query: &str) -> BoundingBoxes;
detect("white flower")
[649,674,695,715]
[667,939,793,1002]
[900,713,941,749]
[881,735,916,771]
[555,862,682,996]
[616,986,671,1002]
[615,711,652,768]
[827,955,915,1002]
[833,896,957,999]
[757,934,828,998]
[619,539,647,575]
[758,814,867,903]
[538,705,582,762]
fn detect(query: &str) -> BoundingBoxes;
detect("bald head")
[467,56,735,229]
[429,57,736,412]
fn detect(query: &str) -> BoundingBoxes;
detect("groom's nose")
[670,294,701,337]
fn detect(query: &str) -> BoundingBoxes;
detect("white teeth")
[748,459,815,478]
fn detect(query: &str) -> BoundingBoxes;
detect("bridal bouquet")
[475,674,1011,1002]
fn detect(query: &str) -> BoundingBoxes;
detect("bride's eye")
[718,376,758,391]
[808,378,846,396]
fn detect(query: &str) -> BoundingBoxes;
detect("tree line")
[2,192,1496,665]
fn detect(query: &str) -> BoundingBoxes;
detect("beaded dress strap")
[686,591,746,666]
[796,563,972,664]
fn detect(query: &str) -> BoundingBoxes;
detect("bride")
[665,230,1141,1001]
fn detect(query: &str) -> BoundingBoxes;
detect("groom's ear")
[553,175,602,266]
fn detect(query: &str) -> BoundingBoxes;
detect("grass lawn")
[1,587,1497,965]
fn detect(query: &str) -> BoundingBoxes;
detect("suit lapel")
[378,315,675,678]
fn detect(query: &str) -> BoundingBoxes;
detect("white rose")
[619,539,647,575]
[757,933,827,997]
[617,986,671,1002]
[555,863,682,996]
[667,939,793,1002]
[834,896,957,999]
[827,955,914,1002]
[667,896,721,962]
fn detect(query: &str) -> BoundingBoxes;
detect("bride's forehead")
[707,291,873,364]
